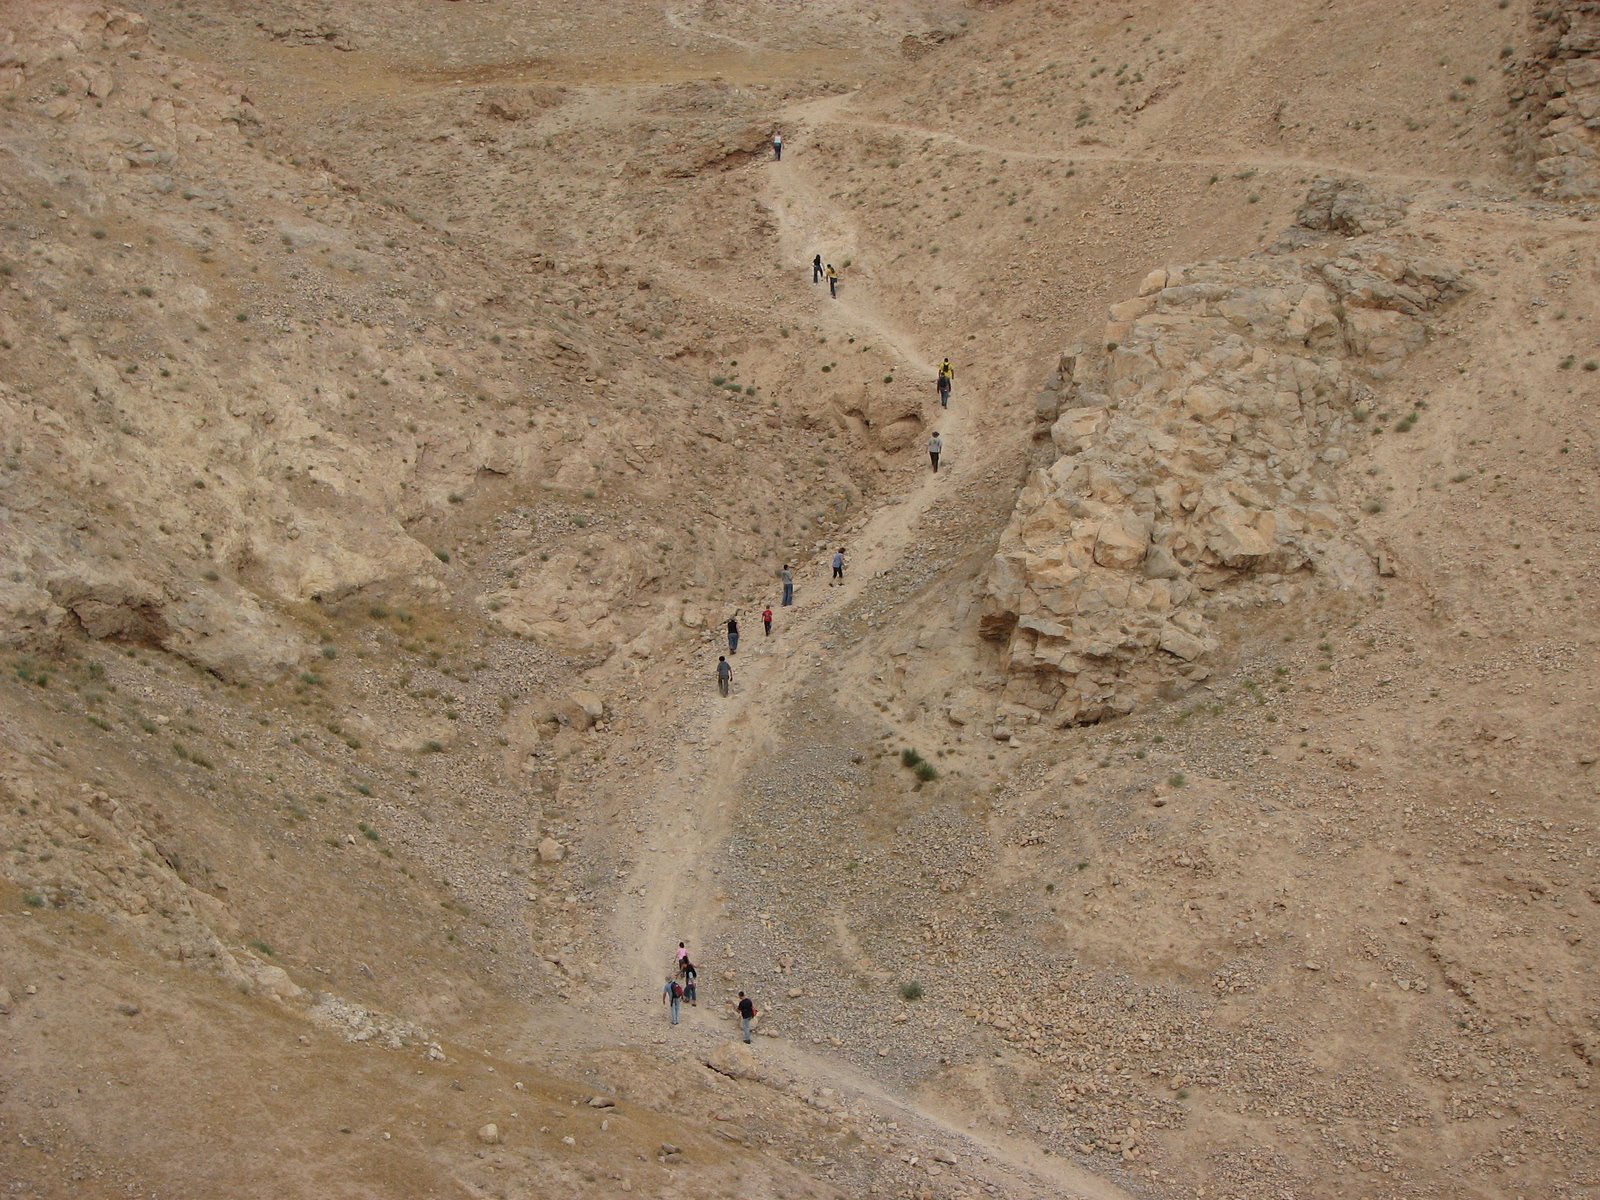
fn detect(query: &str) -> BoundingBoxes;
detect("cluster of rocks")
[983,183,1465,728]
[1513,1,1600,198]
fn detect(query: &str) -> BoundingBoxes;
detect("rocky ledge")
[982,182,1466,729]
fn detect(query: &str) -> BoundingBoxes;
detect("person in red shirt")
[762,606,773,637]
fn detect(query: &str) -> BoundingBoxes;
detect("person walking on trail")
[772,131,783,161]
[812,254,823,284]
[830,547,846,586]
[727,615,740,654]
[937,358,953,408]
[929,430,943,473]
[682,961,698,1006]
[716,654,732,696]
[825,263,839,299]
[677,941,689,968]
[781,563,794,606]
[734,991,757,1044]
[762,605,773,637]
[664,976,683,1025]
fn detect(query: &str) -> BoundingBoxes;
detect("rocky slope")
[2,2,1597,1199]
[982,182,1466,728]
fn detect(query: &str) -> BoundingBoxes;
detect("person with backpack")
[762,605,773,637]
[682,961,698,1006]
[830,547,845,586]
[726,615,740,654]
[663,976,683,1025]
[812,254,823,284]
[734,991,757,1044]
[825,264,839,298]
[937,358,953,408]
[781,563,794,606]
[928,430,943,473]
[716,655,732,696]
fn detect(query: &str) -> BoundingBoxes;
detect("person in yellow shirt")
[825,263,839,298]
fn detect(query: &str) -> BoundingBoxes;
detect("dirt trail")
[597,88,1127,1200]
[823,112,1504,188]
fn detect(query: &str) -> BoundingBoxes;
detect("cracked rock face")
[1514,1,1600,199]
[983,186,1466,728]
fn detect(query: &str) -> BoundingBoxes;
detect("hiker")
[772,131,783,161]
[825,263,838,298]
[663,976,682,1025]
[830,547,845,586]
[682,961,698,1006]
[677,941,689,967]
[781,563,794,606]
[762,605,773,637]
[717,654,732,696]
[929,431,942,473]
[937,358,953,408]
[734,991,757,1044]
[727,615,740,654]
[812,254,823,284]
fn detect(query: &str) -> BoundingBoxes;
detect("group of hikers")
[673,131,970,1035]
[715,549,848,694]
[663,941,757,1043]
[811,253,841,298]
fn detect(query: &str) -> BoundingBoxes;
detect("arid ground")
[2,2,1597,1197]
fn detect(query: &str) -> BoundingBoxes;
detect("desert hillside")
[2,2,1597,1198]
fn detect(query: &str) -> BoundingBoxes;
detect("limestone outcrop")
[1513,1,1600,199]
[982,185,1466,728]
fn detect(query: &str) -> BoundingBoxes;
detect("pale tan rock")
[982,196,1463,726]
[1137,268,1169,296]
[1092,515,1150,570]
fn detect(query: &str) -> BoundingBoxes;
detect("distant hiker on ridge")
[826,263,839,298]
[929,430,942,473]
[812,253,823,284]
[781,562,794,607]
[717,654,732,696]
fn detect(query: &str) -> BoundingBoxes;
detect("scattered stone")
[477,1123,501,1145]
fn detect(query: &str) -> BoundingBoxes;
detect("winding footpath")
[592,85,1133,1200]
